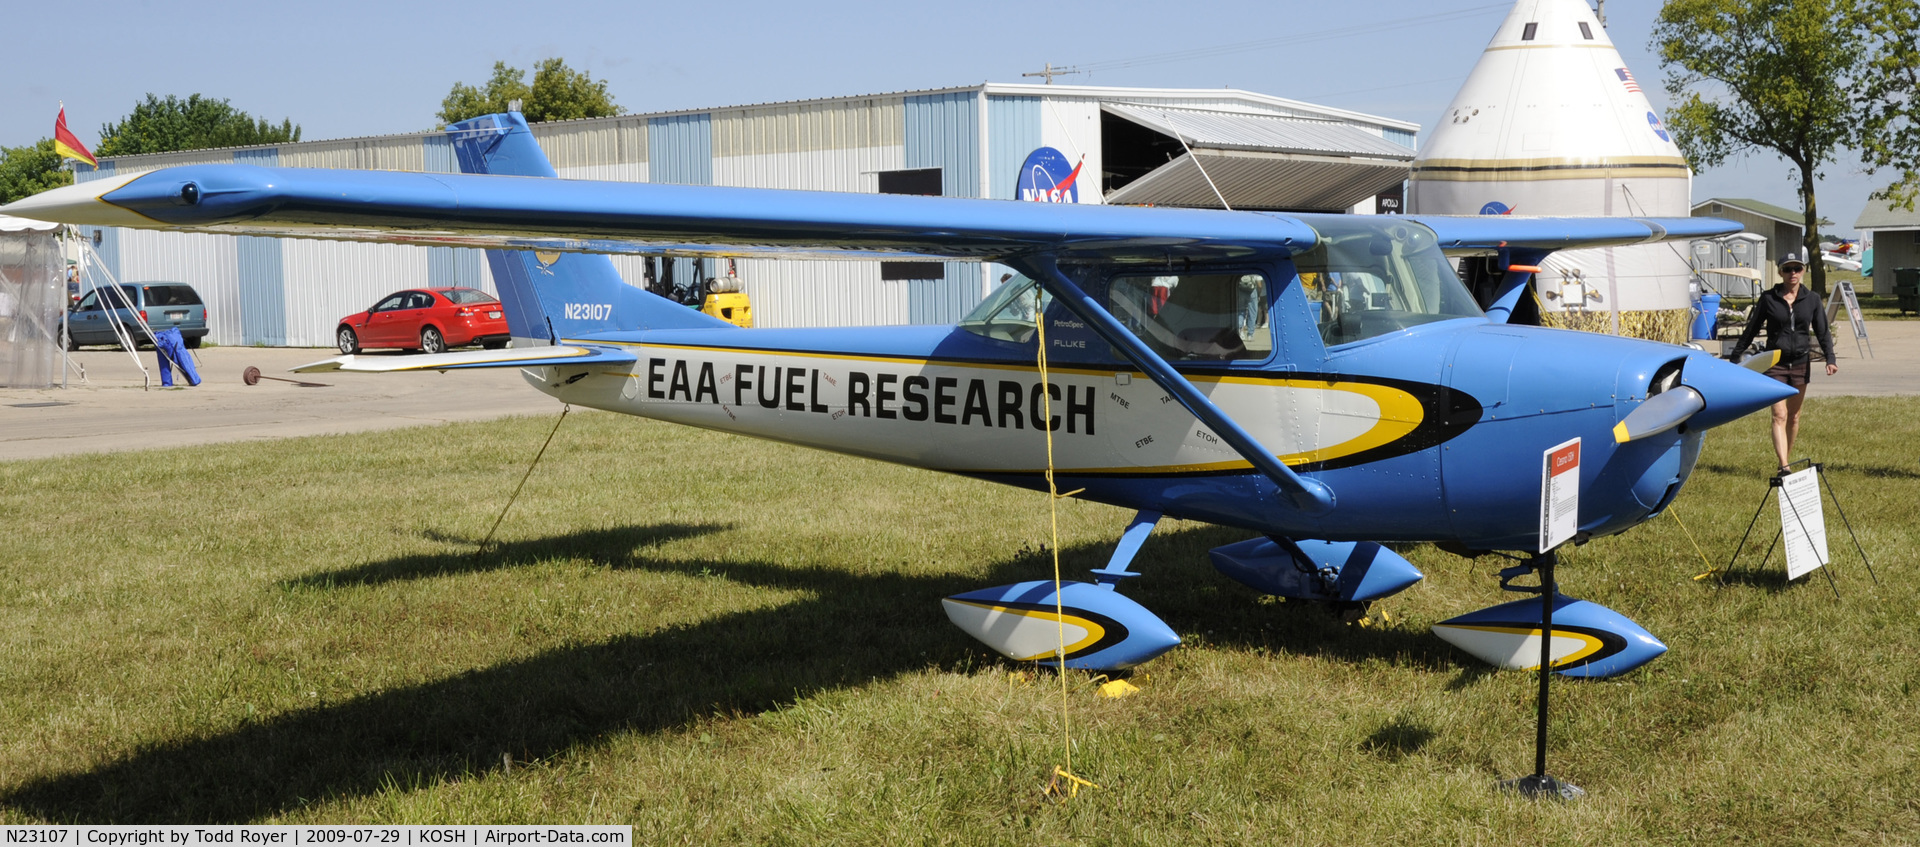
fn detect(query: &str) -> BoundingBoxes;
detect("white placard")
[1836,281,1869,341]
[1540,437,1581,553]
[1778,466,1829,579]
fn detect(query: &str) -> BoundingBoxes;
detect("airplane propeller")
[1611,385,1705,443]
[1737,349,1781,373]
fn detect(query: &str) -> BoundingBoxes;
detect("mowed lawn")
[0,396,1914,842]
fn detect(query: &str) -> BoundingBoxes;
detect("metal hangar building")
[72,83,1417,347]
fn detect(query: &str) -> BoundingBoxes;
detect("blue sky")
[0,0,1885,233]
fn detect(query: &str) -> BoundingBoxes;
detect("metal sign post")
[1500,438,1585,800]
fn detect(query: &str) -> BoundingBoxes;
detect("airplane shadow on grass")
[2,523,1467,823]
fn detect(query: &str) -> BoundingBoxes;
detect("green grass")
[1,401,1916,841]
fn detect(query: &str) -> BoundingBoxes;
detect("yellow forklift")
[649,257,752,327]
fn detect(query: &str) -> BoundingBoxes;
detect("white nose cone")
[1410,0,1698,342]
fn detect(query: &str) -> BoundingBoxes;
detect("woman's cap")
[1778,249,1808,270]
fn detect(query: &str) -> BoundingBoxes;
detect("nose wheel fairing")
[1210,537,1424,603]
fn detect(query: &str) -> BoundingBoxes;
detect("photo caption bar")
[2,827,630,846]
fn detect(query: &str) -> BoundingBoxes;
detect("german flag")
[53,107,98,167]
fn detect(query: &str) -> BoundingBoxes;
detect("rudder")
[445,112,730,344]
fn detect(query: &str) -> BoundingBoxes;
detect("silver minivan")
[65,283,209,350]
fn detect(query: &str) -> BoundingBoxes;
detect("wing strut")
[1015,255,1336,515]
[1485,248,1553,324]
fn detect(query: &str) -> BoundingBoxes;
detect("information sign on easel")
[1540,438,1580,553]
[1779,466,1829,580]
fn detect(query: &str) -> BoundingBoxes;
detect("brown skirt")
[1764,359,1811,389]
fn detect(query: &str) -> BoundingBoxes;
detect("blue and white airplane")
[4,112,1793,678]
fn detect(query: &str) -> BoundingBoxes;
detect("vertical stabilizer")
[445,112,731,345]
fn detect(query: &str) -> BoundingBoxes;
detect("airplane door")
[1097,270,1291,469]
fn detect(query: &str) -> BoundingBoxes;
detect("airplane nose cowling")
[1678,351,1799,431]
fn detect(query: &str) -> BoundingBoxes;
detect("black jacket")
[1730,284,1835,367]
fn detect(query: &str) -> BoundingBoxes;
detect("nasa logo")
[1479,201,1513,216]
[1646,111,1671,142]
[1016,147,1084,203]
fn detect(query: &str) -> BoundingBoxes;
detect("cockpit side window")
[958,274,1053,343]
[1106,272,1270,361]
[1294,216,1482,347]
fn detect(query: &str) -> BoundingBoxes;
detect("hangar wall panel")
[535,117,648,181]
[713,98,904,158]
[236,235,286,346]
[1039,97,1104,202]
[738,258,906,328]
[649,114,713,185]
[281,240,436,347]
[115,230,243,345]
[233,148,288,346]
[282,136,427,171]
[904,92,980,198]
[713,142,912,327]
[902,92,986,321]
[987,96,1042,202]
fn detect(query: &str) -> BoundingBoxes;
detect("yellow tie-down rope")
[1032,290,1099,802]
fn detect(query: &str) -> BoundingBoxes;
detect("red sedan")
[335,287,509,354]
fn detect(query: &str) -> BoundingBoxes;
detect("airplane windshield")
[1295,216,1482,347]
[959,275,1053,343]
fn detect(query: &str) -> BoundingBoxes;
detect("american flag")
[1616,68,1642,94]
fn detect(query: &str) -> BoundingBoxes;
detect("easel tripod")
[1718,459,1876,595]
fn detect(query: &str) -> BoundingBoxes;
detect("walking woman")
[1728,250,1838,474]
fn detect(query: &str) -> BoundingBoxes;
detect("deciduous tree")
[97,94,301,157]
[1656,0,1867,294]
[0,140,73,205]
[438,58,620,126]
[1856,0,1920,211]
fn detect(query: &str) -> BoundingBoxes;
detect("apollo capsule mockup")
[1409,0,1696,343]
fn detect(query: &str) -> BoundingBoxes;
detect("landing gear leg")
[1496,550,1586,801]
[1089,510,1160,589]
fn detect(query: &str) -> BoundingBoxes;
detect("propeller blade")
[1738,349,1781,373]
[1612,385,1706,443]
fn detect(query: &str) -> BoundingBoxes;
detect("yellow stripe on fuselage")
[581,340,1433,474]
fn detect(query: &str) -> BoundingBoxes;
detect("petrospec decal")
[1016,147,1083,203]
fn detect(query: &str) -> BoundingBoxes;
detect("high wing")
[3,163,1733,264]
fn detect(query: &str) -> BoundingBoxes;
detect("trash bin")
[1692,292,1721,340]
[1895,268,1920,315]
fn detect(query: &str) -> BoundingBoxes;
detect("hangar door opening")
[1099,104,1414,212]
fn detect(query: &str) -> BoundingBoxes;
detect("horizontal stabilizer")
[292,344,635,374]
